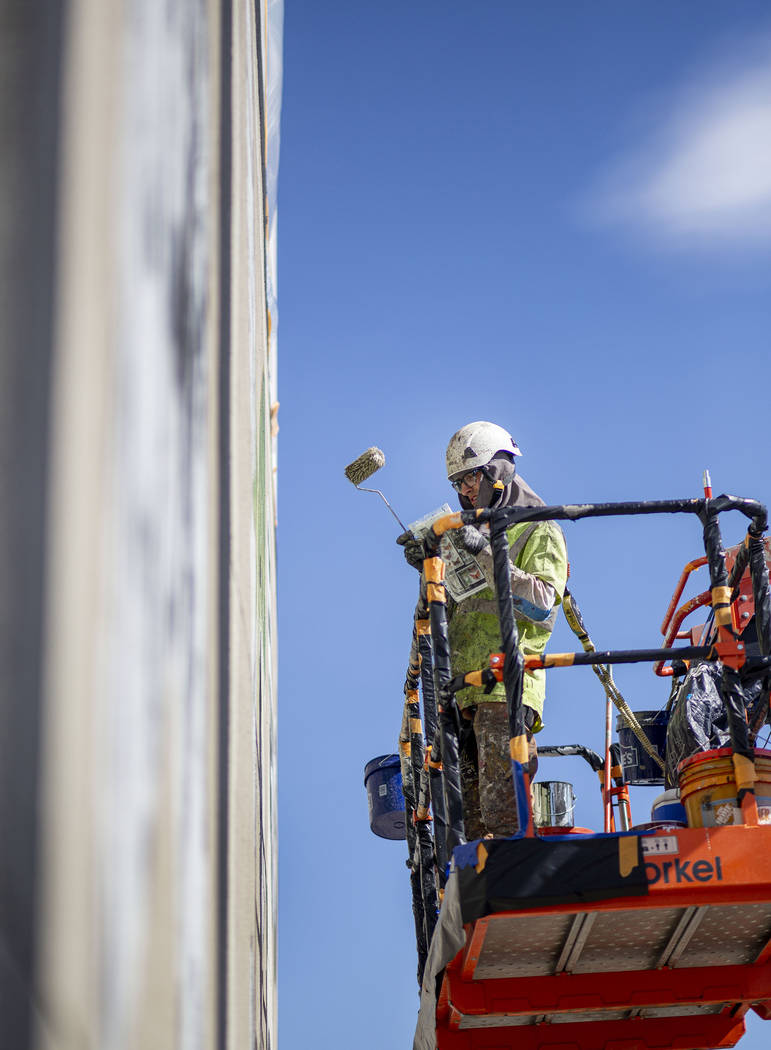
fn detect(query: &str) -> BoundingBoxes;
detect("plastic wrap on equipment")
[665,661,768,788]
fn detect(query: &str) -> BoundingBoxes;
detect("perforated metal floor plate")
[675,901,771,968]
[473,901,771,980]
[570,907,683,973]
[472,913,574,979]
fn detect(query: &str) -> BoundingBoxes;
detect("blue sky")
[277,4,771,1048]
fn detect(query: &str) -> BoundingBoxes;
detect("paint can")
[532,781,575,828]
[616,710,667,785]
[364,754,406,839]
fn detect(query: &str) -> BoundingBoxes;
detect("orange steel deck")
[436,826,771,1050]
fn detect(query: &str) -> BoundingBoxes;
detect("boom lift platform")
[431,824,771,1050]
[373,489,771,1050]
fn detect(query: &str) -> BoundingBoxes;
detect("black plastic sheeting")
[453,834,648,925]
[665,648,770,788]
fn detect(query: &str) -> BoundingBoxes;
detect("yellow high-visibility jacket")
[448,517,568,725]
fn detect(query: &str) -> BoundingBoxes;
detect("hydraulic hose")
[489,508,532,834]
[398,705,427,981]
[423,549,466,856]
[402,609,439,978]
[415,613,448,881]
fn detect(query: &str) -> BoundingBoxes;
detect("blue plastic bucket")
[616,710,667,786]
[651,788,687,824]
[364,755,406,840]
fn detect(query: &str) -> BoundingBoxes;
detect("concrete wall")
[0,1,279,1048]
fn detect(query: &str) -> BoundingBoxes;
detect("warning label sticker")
[641,835,678,856]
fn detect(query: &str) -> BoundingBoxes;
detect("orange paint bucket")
[678,747,771,828]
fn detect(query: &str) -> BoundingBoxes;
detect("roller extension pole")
[343,446,408,532]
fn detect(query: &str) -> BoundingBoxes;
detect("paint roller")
[344,447,409,533]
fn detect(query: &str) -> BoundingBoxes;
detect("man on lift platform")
[399,421,568,839]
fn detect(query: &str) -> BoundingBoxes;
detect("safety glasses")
[450,468,482,492]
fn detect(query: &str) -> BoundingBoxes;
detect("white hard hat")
[446,421,521,481]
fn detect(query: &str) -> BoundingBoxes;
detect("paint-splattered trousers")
[459,701,538,840]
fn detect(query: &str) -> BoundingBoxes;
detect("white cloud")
[588,37,771,243]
